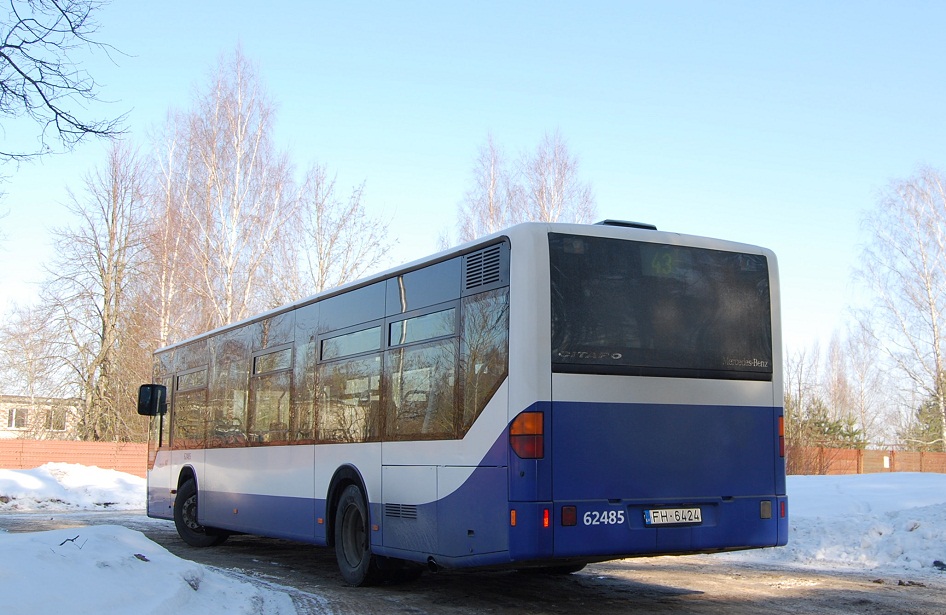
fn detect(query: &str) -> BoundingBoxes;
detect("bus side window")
[209,330,250,448]
[317,354,382,443]
[460,288,509,433]
[291,338,318,443]
[248,346,292,445]
[384,339,458,440]
[291,302,320,444]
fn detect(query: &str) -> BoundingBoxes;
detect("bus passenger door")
[146,378,174,520]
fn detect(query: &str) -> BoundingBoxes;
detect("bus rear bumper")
[511,496,787,561]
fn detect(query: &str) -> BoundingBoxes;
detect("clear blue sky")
[2,1,946,353]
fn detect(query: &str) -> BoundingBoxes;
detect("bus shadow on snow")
[166,532,708,608]
[161,533,934,614]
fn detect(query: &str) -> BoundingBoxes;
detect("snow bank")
[0,463,298,613]
[0,462,145,511]
[0,525,296,615]
[718,473,946,576]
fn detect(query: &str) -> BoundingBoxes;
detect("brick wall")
[0,440,147,478]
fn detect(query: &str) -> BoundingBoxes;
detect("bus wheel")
[174,478,228,548]
[334,484,382,586]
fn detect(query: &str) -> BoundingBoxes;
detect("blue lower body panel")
[200,490,327,544]
[155,398,787,569]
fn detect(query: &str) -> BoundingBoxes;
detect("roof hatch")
[595,219,657,230]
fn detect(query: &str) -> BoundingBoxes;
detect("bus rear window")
[549,233,773,380]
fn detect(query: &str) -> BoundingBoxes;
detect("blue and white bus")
[138,220,787,585]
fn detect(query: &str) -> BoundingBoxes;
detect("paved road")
[3,510,945,614]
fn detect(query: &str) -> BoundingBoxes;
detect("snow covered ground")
[0,464,294,614]
[720,473,946,576]
[1,463,945,613]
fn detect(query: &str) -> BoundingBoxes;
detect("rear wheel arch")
[326,465,369,547]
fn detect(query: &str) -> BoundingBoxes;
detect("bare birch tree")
[517,130,596,226]
[174,48,295,330]
[458,134,514,242]
[144,48,390,341]
[783,345,822,442]
[458,130,596,242]
[42,140,148,440]
[843,325,891,444]
[0,302,70,398]
[0,304,77,438]
[278,163,391,299]
[857,167,946,451]
[139,113,201,346]
[823,334,852,424]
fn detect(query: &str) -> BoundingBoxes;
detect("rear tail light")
[510,411,544,459]
[778,415,785,458]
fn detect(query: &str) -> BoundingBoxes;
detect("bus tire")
[334,484,382,586]
[174,478,228,548]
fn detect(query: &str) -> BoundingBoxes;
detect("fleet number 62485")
[583,510,626,525]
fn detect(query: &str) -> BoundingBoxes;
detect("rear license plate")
[643,507,702,526]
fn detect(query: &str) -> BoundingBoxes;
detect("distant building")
[0,395,80,440]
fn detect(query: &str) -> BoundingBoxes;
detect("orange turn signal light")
[510,411,544,459]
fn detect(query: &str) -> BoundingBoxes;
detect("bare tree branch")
[289,164,392,297]
[0,0,126,161]
[40,139,148,441]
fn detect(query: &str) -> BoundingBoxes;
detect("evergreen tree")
[898,394,945,452]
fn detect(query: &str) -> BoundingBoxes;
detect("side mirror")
[137,384,168,416]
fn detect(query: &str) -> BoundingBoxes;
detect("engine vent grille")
[384,503,418,520]
[464,244,503,291]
